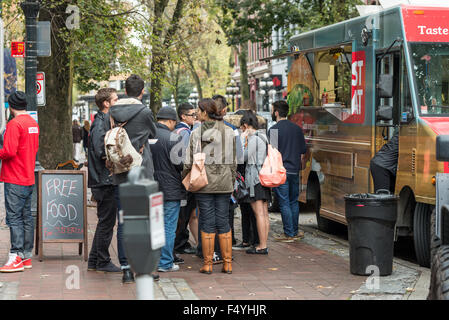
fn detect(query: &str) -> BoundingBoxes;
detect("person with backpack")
[183,99,237,274]
[109,74,156,184]
[87,88,125,275]
[174,103,198,257]
[268,100,306,242]
[240,111,270,254]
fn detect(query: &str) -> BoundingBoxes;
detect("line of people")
[0,74,308,281]
[87,75,308,279]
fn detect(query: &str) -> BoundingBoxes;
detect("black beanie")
[8,91,27,110]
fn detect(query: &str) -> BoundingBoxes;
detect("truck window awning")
[259,51,301,62]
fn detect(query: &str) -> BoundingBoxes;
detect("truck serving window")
[411,43,449,116]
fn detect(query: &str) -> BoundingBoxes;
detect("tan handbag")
[182,140,208,192]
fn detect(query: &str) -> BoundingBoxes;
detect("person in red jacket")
[0,91,39,273]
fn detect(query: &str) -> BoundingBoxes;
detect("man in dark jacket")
[87,88,122,274]
[150,107,185,272]
[109,74,156,184]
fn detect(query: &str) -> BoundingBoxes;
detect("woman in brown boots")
[183,98,237,274]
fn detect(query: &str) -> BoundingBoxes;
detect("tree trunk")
[239,45,250,101]
[37,3,73,169]
[149,0,185,115]
[186,53,203,100]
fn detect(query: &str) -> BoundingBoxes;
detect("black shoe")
[174,256,184,264]
[87,262,96,271]
[96,262,121,273]
[232,242,251,250]
[212,252,223,264]
[122,269,135,284]
[152,273,160,281]
[232,238,237,246]
[183,247,197,254]
[246,247,269,255]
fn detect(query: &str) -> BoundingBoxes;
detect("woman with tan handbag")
[182,99,237,274]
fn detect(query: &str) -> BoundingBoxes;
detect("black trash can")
[344,190,398,276]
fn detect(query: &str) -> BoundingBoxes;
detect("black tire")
[431,209,442,261]
[428,245,449,300]
[414,202,432,268]
[314,192,339,234]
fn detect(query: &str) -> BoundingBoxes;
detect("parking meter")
[119,166,165,300]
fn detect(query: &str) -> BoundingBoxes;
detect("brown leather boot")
[199,232,215,274]
[218,231,232,274]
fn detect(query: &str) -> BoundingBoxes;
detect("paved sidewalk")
[0,180,370,300]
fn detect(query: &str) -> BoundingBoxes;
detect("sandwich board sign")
[37,72,46,106]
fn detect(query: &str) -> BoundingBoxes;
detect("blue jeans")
[158,201,180,270]
[274,174,300,237]
[4,183,34,259]
[114,187,129,268]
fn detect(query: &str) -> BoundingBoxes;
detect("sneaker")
[87,261,96,271]
[0,254,24,273]
[157,264,180,272]
[174,255,184,265]
[274,234,295,243]
[96,262,121,273]
[182,247,197,254]
[122,269,135,284]
[22,258,32,269]
[232,242,251,250]
[293,231,305,240]
[212,252,223,264]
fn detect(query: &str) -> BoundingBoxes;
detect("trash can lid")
[344,189,398,202]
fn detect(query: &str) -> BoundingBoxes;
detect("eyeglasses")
[185,113,197,117]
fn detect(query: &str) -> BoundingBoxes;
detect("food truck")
[284,5,449,267]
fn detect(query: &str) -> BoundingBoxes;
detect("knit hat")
[8,91,27,110]
[157,107,178,121]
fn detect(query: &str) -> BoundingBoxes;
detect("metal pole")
[20,0,39,111]
[135,274,154,300]
[0,2,5,134]
[20,0,43,224]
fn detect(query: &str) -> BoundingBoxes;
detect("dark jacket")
[72,124,83,143]
[110,98,157,184]
[87,111,113,188]
[150,123,185,201]
[371,129,399,174]
[268,120,306,174]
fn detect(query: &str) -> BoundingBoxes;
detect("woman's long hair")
[83,120,90,132]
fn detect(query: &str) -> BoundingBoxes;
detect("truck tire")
[314,192,339,234]
[428,245,449,300]
[431,209,442,262]
[413,202,432,268]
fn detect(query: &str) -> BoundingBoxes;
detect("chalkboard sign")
[37,170,88,261]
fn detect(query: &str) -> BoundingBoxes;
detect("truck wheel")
[314,192,339,234]
[413,202,432,268]
[428,245,449,300]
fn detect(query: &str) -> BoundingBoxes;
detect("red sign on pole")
[11,42,25,58]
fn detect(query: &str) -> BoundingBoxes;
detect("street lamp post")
[226,80,239,112]
[259,73,274,112]
[21,0,44,225]
[189,87,199,107]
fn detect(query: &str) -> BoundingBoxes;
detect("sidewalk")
[0,190,367,300]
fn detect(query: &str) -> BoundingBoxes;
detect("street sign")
[11,41,25,58]
[37,21,51,57]
[36,72,46,106]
